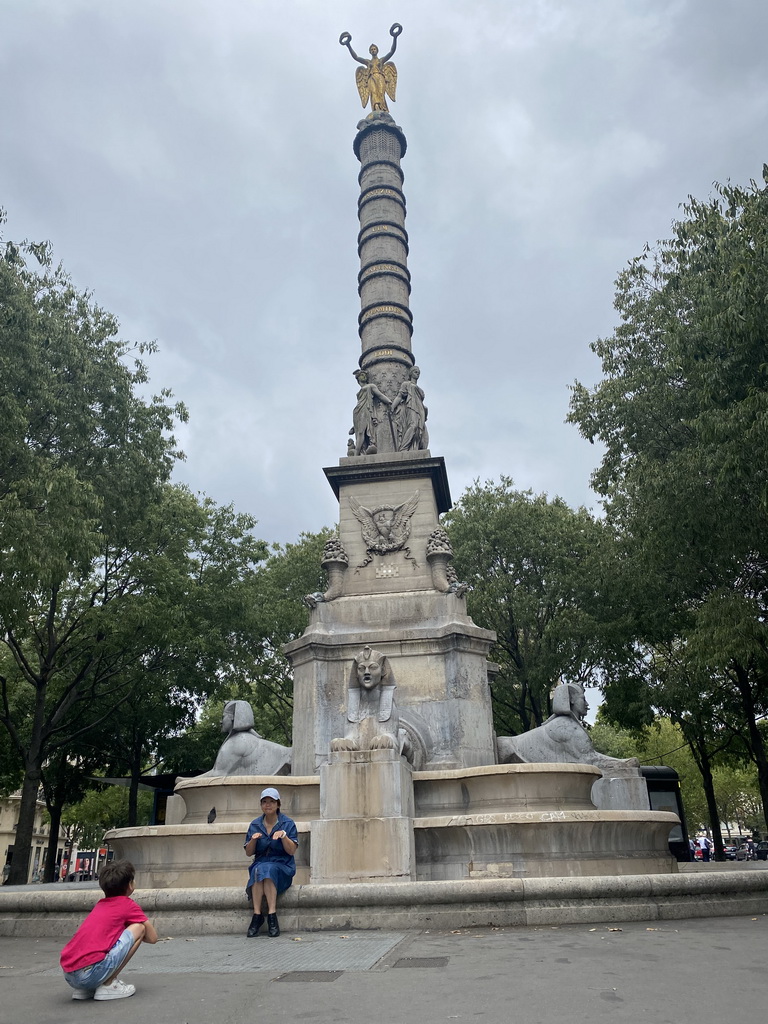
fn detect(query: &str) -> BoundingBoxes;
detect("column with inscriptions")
[353,116,413,455]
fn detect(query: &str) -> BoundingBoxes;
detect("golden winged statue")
[339,23,402,113]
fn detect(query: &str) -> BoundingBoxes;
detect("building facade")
[1,790,64,883]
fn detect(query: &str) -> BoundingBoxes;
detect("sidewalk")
[1,915,765,1024]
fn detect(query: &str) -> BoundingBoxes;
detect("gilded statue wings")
[355,66,368,107]
[355,60,398,108]
[384,62,397,102]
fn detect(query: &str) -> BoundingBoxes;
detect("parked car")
[756,842,768,862]
[723,845,737,860]
[735,842,757,861]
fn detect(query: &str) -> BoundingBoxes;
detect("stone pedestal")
[310,748,415,884]
[288,591,496,774]
[591,767,651,811]
[286,451,497,775]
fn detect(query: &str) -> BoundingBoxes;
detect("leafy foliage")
[568,177,768,832]
[444,478,610,734]
[0,217,268,880]
[245,530,332,742]
[160,528,333,769]
[61,784,153,850]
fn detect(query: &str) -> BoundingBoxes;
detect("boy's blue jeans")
[63,928,135,992]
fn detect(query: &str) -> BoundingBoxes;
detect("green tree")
[246,530,332,742]
[159,697,231,776]
[635,717,710,834]
[444,478,610,735]
[590,714,710,833]
[0,682,23,796]
[38,746,103,882]
[713,764,763,839]
[61,784,153,851]
[160,528,334,772]
[0,218,188,883]
[82,494,268,824]
[569,175,768,832]
[588,717,642,761]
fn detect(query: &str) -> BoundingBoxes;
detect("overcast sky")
[3,1,767,547]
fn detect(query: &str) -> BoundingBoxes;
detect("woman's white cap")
[260,787,280,801]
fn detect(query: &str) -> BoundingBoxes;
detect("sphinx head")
[354,646,389,691]
[222,699,255,733]
[551,681,588,722]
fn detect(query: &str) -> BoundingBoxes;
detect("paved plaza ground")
[1,913,765,1024]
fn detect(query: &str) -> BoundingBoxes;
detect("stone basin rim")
[414,809,680,828]
[173,763,604,791]
[174,774,318,791]
[4,871,768,916]
[413,763,602,780]
[104,808,678,842]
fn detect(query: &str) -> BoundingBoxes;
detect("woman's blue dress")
[244,811,298,894]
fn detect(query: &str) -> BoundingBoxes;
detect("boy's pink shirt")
[60,895,147,972]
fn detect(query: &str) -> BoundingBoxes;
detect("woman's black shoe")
[247,913,264,937]
[267,913,280,937]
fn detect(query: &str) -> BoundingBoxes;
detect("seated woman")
[244,787,298,938]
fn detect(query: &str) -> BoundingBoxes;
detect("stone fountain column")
[354,112,413,454]
[311,748,415,884]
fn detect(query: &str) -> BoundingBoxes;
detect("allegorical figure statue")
[496,682,639,771]
[198,700,292,777]
[391,365,429,452]
[331,646,400,752]
[349,368,392,455]
[339,23,402,113]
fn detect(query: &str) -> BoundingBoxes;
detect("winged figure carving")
[349,490,420,567]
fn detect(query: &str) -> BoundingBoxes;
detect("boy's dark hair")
[98,859,135,898]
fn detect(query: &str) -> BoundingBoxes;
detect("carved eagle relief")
[349,490,419,568]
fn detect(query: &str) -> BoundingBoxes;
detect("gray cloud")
[2,0,766,544]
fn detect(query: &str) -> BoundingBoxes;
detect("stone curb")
[2,870,768,937]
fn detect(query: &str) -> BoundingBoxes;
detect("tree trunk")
[700,755,725,858]
[518,672,531,732]
[6,767,41,884]
[530,687,545,728]
[43,802,63,883]
[128,769,140,827]
[683,722,724,858]
[5,663,49,885]
[732,661,768,833]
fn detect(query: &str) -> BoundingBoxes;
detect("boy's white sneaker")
[71,989,95,1000]
[94,979,136,1000]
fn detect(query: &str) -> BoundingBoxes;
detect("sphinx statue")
[197,700,292,777]
[331,646,400,752]
[496,681,639,771]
